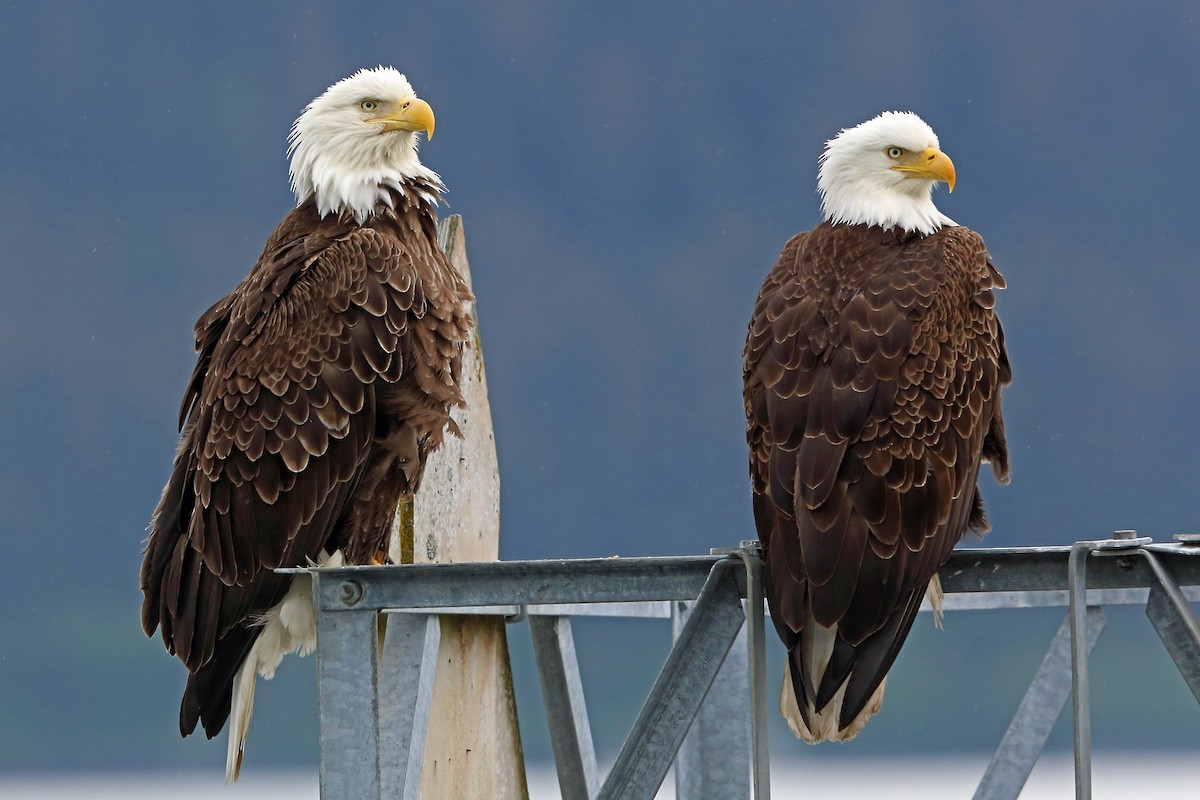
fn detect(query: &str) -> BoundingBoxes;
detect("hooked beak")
[372,97,435,139]
[892,147,956,192]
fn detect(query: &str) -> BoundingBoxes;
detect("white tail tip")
[780,661,886,743]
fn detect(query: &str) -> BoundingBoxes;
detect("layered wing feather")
[141,192,469,737]
[744,221,1010,734]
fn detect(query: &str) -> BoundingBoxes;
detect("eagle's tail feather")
[781,621,886,743]
[781,665,885,743]
[224,550,342,782]
[226,652,257,782]
[781,577,943,742]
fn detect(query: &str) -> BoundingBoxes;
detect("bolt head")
[338,580,364,607]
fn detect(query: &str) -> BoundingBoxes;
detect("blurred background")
[1,0,1197,792]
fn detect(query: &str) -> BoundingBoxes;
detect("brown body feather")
[140,179,473,738]
[743,221,1010,738]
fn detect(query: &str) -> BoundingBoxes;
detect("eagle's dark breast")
[743,221,1010,730]
[140,180,473,737]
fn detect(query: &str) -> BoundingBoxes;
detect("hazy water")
[2,755,1195,798]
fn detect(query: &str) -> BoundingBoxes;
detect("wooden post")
[388,215,529,799]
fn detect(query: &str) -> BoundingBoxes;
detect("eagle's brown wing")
[140,202,465,737]
[744,221,1009,738]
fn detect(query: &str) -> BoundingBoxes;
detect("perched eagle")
[743,111,1010,743]
[140,67,473,780]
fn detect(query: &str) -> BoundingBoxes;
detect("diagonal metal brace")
[597,558,746,800]
[973,606,1105,800]
[530,615,600,800]
[1139,548,1200,703]
[671,600,748,800]
[378,613,441,800]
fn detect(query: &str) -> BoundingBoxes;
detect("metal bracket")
[314,571,384,799]
[1067,532,1200,799]
[301,540,1200,800]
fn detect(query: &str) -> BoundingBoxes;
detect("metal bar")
[378,614,441,800]
[526,601,671,618]
[1139,549,1200,703]
[598,560,746,800]
[388,601,674,618]
[294,546,1200,616]
[973,607,1105,800]
[371,587,1200,619]
[933,585,1200,611]
[314,573,382,800]
[1067,543,1093,800]
[738,544,770,800]
[530,616,600,800]
[309,556,724,612]
[672,601,750,800]
[940,544,1200,594]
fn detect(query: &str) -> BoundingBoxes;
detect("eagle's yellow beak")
[374,97,435,139]
[892,147,956,192]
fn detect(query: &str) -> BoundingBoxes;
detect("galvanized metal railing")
[292,534,1200,800]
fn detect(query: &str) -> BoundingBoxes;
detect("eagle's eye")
[360,100,377,112]
[886,147,904,159]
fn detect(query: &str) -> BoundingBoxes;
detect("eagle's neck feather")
[819,178,955,236]
[289,131,443,224]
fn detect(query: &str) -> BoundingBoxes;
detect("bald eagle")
[139,67,474,780]
[743,111,1010,742]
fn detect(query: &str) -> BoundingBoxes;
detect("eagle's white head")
[288,67,442,223]
[817,111,957,236]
